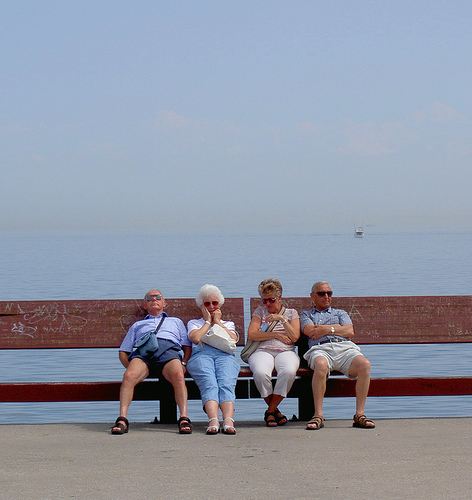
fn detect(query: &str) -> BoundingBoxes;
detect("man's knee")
[350,356,371,378]
[163,359,185,385]
[313,356,329,375]
[123,360,148,386]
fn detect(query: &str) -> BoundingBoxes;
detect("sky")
[1,0,471,236]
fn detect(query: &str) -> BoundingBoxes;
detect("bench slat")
[1,377,471,402]
[251,296,472,343]
[0,298,245,349]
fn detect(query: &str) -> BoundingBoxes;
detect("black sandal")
[111,416,129,435]
[178,416,192,434]
[264,410,278,427]
[274,408,288,426]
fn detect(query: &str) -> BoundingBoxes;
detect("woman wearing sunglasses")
[247,279,300,426]
[186,284,240,434]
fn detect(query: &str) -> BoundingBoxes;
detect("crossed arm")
[302,322,354,340]
[247,314,300,344]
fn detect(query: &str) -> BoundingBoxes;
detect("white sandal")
[206,417,220,435]
[222,417,236,435]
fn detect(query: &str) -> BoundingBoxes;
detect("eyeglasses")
[316,291,333,297]
[146,294,163,301]
[204,301,220,307]
[262,298,277,304]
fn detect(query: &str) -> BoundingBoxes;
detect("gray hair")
[195,284,225,307]
[143,289,163,300]
[311,281,330,294]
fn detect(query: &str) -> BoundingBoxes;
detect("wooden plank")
[1,377,471,403]
[0,379,249,403]
[0,298,245,349]
[251,296,472,343]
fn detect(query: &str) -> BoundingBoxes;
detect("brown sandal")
[306,415,324,430]
[353,414,375,429]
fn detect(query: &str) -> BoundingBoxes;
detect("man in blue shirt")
[112,289,192,435]
[300,281,375,430]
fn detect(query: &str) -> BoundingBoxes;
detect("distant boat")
[354,226,364,238]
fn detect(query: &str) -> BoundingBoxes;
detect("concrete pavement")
[1,418,471,499]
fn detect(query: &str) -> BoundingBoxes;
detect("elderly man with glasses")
[300,281,375,431]
[112,289,192,435]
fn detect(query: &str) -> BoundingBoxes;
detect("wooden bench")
[1,296,472,423]
[275,296,472,419]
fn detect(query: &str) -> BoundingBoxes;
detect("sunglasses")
[146,294,163,301]
[316,291,333,297]
[204,301,220,307]
[262,298,278,304]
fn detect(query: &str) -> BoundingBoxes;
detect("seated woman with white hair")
[186,284,240,435]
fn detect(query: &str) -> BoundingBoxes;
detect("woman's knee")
[251,367,271,382]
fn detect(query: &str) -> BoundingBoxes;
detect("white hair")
[195,284,225,307]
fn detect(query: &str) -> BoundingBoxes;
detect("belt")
[315,338,346,345]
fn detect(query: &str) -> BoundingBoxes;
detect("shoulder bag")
[133,315,166,357]
[200,323,239,355]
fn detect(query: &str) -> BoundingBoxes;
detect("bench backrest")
[0,298,245,349]
[2,295,471,350]
[250,296,472,343]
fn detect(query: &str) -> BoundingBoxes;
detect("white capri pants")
[248,349,300,398]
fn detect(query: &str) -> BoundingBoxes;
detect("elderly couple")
[111,280,375,435]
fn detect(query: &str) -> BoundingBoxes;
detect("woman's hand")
[213,308,223,324]
[264,313,284,323]
[276,333,293,344]
[200,305,212,323]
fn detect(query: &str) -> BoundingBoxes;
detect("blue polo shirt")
[300,306,353,349]
[119,313,191,353]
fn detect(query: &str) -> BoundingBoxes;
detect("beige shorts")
[303,341,363,378]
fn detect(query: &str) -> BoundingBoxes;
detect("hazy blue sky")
[1,0,471,235]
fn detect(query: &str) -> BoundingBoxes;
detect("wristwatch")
[330,326,336,334]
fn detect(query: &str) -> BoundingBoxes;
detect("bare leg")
[263,395,277,426]
[204,400,220,434]
[221,401,236,434]
[267,394,284,413]
[204,400,220,421]
[112,358,149,433]
[306,356,329,429]
[161,358,189,428]
[311,356,329,417]
[349,355,373,422]
[221,400,235,421]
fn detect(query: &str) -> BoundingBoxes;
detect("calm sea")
[1,231,471,424]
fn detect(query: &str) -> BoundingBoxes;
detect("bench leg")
[159,382,178,424]
[298,377,314,421]
[159,398,177,424]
